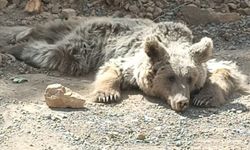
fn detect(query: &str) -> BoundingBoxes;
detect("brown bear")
[5,17,248,112]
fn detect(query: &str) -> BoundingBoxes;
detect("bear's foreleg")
[93,64,123,103]
[192,67,248,107]
[191,72,226,107]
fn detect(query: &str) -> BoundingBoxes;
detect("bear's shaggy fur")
[5,17,248,112]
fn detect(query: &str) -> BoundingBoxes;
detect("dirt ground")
[0,0,250,150]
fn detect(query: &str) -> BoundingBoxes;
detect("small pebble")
[137,133,146,140]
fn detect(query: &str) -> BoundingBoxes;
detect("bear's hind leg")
[6,41,87,76]
[12,20,79,44]
[93,64,122,103]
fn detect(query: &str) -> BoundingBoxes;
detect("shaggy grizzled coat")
[9,18,155,75]
[6,17,248,112]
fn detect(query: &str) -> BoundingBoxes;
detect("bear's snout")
[170,94,189,112]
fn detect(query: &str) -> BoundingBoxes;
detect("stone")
[238,8,250,15]
[216,12,241,23]
[216,4,230,13]
[44,84,86,108]
[153,7,163,17]
[207,0,215,8]
[146,6,154,12]
[129,5,139,14]
[105,0,113,5]
[113,0,121,6]
[51,4,61,14]
[61,8,76,19]
[240,0,250,8]
[193,0,201,6]
[145,12,153,19]
[24,0,42,13]
[7,4,17,9]
[12,0,20,5]
[227,3,238,10]
[112,11,123,17]
[141,0,148,3]
[180,5,241,25]
[155,1,163,8]
[213,0,224,3]
[137,133,146,140]
[180,5,214,25]
[0,0,8,10]
[219,32,231,41]
[124,3,130,10]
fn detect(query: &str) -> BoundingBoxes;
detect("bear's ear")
[189,37,213,64]
[144,36,169,63]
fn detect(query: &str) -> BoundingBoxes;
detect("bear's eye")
[168,76,176,82]
[187,77,193,84]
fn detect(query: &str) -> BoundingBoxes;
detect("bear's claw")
[192,94,218,107]
[95,90,120,103]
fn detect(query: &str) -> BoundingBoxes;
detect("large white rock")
[44,84,85,108]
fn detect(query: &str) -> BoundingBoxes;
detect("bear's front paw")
[94,89,121,103]
[192,93,222,107]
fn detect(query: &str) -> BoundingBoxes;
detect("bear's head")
[137,35,213,112]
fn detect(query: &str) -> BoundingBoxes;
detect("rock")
[146,6,154,13]
[129,5,139,14]
[240,0,250,8]
[184,0,200,6]
[138,12,144,17]
[213,0,224,3]
[238,8,250,15]
[193,0,201,6]
[10,76,28,84]
[137,133,146,140]
[145,12,153,19]
[141,0,148,3]
[44,84,86,108]
[207,0,215,8]
[220,32,231,41]
[153,7,163,17]
[216,4,230,13]
[155,1,163,8]
[124,3,130,10]
[51,4,61,14]
[12,0,20,5]
[180,5,214,25]
[40,11,51,18]
[112,11,123,17]
[7,4,17,9]
[180,5,241,25]
[176,141,182,147]
[0,0,8,10]
[227,3,238,10]
[236,110,243,113]
[61,8,76,19]
[113,0,121,6]
[24,0,42,13]
[216,12,241,23]
[105,0,113,5]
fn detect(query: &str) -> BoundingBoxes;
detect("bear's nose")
[174,99,189,112]
[171,94,190,112]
